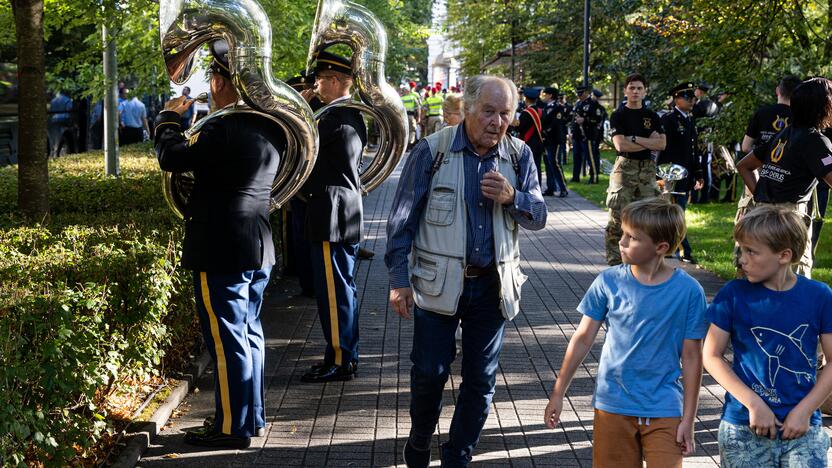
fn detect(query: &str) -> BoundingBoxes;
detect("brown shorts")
[592,409,682,468]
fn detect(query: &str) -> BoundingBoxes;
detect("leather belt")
[464,264,496,278]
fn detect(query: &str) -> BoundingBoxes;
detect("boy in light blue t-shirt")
[704,206,832,467]
[544,198,708,467]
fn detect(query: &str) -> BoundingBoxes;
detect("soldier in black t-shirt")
[730,75,803,276]
[603,73,667,265]
[737,77,832,277]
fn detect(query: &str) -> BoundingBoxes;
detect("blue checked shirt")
[385,125,546,290]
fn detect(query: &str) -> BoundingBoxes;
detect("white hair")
[462,75,518,115]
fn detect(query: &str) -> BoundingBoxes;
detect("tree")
[12,0,48,220]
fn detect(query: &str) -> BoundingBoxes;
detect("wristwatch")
[631,135,637,143]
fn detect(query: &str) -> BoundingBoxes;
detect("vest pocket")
[410,252,448,297]
[425,185,456,226]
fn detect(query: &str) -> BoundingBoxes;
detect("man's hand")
[748,400,781,439]
[543,394,563,429]
[389,287,414,319]
[694,179,705,191]
[575,116,585,124]
[481,171,516,205]
[780,406,811,440]
[164,95,194,116]
[300,89,316,103]
[676,418,695,455]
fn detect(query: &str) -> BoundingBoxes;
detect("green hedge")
[0,145,198,466]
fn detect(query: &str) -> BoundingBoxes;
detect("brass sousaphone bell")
[159,0,319,218]
[307,0,408,194]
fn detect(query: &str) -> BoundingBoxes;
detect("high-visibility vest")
[426,95,443,116]
[401,92,419,112]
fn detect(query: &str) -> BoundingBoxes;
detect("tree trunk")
[12,0,49,221]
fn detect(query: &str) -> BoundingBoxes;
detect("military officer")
[658,82,704,263]
[571,85,603,183]
[298,50,367,383]
[539,86,569,196]
[154,40,285,449]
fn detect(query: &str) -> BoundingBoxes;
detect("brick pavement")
[138,162,832,467]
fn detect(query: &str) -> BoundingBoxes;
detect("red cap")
[409,81,416,88]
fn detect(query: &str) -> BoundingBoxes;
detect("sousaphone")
[307,0,408,194]
[159,0,319,218]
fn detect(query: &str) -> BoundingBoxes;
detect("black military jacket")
[302,104,367,244]
[154,110,284,273]
[540,101,564,146]
[571,97,603,141]
[658,107,702,192]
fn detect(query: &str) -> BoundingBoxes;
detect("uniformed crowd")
[150,35,832,467]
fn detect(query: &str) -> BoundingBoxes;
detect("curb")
[110,351,211,468]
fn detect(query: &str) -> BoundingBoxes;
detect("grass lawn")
[562,149,832,285]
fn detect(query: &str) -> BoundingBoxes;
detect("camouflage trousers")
[605,157,659,265]
[733,197,813,278]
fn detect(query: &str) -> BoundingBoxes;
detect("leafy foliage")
[0,0,432,100]
[447,0,832,140]
[0,146,197,466]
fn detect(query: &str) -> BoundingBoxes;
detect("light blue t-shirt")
[118,98,146,129]
[708,276,832,426]
[579,264,708,417]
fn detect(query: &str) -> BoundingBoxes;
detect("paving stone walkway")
[138,160,832,467]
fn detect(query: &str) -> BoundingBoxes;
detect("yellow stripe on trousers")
[322,242,342,365]
[200,272,232,434]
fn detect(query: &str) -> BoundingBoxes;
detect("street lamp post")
[582,0,590,87]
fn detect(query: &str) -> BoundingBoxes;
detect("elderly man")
[385,75,546,468]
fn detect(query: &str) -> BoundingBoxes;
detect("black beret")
[312,50,352,76]
[670,82,697,98]
[209,40,231,79]
[697,83,711,92]
[575,84,590,95]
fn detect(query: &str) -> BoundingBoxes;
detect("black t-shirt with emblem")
[753,126,832,203]
[745,103,791,146]
[609,105,664,160]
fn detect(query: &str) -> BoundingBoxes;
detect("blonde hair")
[621,198,686,251]
[442,93,464,115]
[734,205,807,264]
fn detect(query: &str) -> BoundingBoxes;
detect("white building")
[427,0,461,90]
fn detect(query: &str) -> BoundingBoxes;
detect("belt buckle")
[464,265,476,278]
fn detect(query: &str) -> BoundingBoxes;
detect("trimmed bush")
[0,146,198,466]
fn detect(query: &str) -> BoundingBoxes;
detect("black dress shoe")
[184,425,251,449]
[301,362,357,383]
[203,416,265,438]
[542,190,555,196]
[402,439,431,468]
[559,191,568,198]
[357,247,375,259]
[681,255,698,264]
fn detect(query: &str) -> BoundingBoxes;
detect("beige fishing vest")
[409,125,528,321]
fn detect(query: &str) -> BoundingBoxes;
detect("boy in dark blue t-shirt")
[704,206,832,467]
